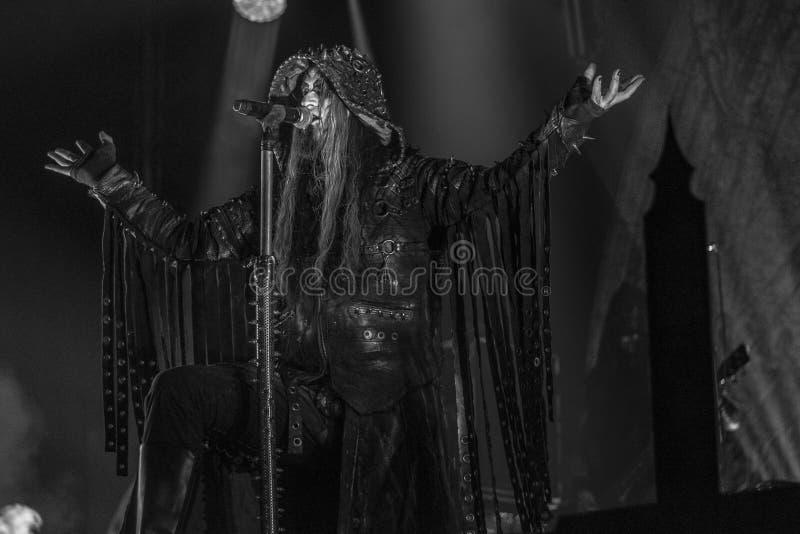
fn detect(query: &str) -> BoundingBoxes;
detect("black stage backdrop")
[1,1,797,532]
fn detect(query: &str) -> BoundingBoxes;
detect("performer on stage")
[46,46,642,534]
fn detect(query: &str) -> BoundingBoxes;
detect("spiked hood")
[269,45,406,156]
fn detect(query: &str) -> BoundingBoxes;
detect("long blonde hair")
[273,86,385,296]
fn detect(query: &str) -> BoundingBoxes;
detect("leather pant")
[143,362,342,458]
[130,362,343,533]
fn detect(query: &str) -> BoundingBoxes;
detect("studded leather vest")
[278,152,448,415]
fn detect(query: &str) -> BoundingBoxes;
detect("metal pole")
[260,127,274,256]
[255,124,278,534]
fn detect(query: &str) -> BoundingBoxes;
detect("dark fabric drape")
[586,0,800,491]
[100,211,255,476]
[437,138,557,532]
[96,104,574,531]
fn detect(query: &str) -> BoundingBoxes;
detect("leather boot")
[136,443,197,534]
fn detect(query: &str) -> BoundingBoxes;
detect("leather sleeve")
[88,164,259,261]
[416,103,589,227]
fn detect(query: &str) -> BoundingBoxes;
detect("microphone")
[233,100,313,129]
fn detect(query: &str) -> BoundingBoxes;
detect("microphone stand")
[253,119,280,534]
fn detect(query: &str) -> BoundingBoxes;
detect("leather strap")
[287,381,304,455]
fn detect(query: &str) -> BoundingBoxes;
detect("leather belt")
[362,239,427,255]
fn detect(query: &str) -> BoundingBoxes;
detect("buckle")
[380,239,398,254]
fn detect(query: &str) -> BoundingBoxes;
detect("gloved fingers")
[53,148,79,163]
[591,76,603,108]
[44,163,72,177]
[618,73,637,92]
[582,62,596,82]
[605,69,621,106]
[98,130,114,145]
[47,150,75,166]
[75,139,93,154]
[608,75,645,107]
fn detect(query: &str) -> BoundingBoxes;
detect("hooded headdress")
[268,44,406,156]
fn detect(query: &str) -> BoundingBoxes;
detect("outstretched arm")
[418,64,644,227]
[46,132,258,261]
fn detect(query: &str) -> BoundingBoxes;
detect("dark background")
[0,0,662,530]
[6,1,796,532]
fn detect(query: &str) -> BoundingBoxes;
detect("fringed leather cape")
[93,45,586,533]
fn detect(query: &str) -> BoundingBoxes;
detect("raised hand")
[584,63,645,111]
[564,63,645,123]
[45,131,117,188]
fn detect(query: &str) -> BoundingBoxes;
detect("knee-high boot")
[136,443,197,534]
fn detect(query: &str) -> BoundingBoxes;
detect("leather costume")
[93,45,591,533]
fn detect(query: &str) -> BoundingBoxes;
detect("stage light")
[233,0,286,23]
